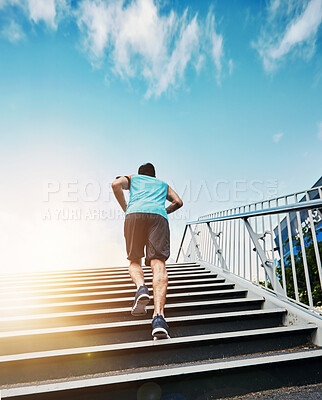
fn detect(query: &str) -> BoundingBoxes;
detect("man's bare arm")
[166,185,183,214]
[112,175,132,212]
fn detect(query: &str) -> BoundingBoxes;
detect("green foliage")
[259,279,273,290]
[276,223,322,306]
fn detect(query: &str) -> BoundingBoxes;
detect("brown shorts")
[124,212,170,266]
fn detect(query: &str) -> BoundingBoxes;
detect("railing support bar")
[176,225,187,263]
[188,225,202,261]
[206,222,229,271]
[181,247,188,263]
[244,217,284,296]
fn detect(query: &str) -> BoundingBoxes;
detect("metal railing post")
[176,225,187,263]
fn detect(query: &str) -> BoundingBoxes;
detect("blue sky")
[0,0,321,272]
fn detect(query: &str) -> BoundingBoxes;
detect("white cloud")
[146,12,200,97]
[206,11,224,84]
[27,0,57,28]
[0,0,232,97]
[77,0,203,97]
[318,121,322,140]
[268,0,322,60]
[76,0,233,97]
[0,0,68,30]
[76,0,115,60]
[268,0,281,18]
[1,20,25,42]
[254,0,322,71]
[273,132,283,143]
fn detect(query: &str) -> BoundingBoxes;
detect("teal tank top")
[125,175,168,220]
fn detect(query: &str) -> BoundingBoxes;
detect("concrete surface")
[220,383,322,399]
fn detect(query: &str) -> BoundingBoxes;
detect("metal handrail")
[177,198,322,262]
[176,193,322,313]
[200,184,322,220]
[188,198,322,225]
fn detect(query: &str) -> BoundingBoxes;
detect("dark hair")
[138,163,156,177]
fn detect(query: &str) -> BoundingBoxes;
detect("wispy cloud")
[318,121,322,140]
[0,0,233,97]
[0,0,68,30]
[1,20,25,42]
[76,0,232,97]
[27,0,57,28]
[76,0,202,97]
[205,11,224,85]
[273,132,283,143]
[253,0,322,71]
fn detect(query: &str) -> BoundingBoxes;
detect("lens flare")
[137,382,162,400]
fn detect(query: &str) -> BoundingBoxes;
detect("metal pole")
[305,192,322,295]
[285,197,300,302]
[255,205,259,285]
[276,197,287,297]
[176,225,187,263]
[243,205,246,279]
[294,194,313,307]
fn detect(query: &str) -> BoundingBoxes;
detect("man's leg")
[150,259,168,317]
[129,260,145,289]
[129,259,150,316]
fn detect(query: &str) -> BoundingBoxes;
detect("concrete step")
[1,282,235,305]
[0,297,265,331]
[0,309,286,354]
[0,266,206,285]
[0,262,198,280]
[0,271,215,291]
[0,277,225,297]
[0,324,316,386]
[0,289,248,316]
[2,347,321,400]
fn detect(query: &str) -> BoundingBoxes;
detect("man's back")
[126,174,168,220]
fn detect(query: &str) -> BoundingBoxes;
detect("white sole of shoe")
[131,294,150,316]
[152,327,170,340]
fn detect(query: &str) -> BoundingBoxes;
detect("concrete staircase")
[0,262,321,399]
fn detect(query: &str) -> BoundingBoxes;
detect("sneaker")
[131,285,150,316]
[152,314,170,339]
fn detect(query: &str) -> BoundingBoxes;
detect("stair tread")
[1,288,248,311]
[0,263,198,279]
[1,272,216,290]
[0,308,287,338]
[0,324,316,362]
[2,282,234,302]
[2,347,320,397]
[0,268,208,285]
[0,267,205,283]
[0,277,225,296]
[0,297,265,322]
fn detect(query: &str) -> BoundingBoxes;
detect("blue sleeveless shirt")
[125,175,168,220]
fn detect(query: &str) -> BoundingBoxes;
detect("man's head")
[138,163,156,177]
